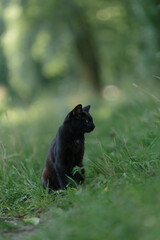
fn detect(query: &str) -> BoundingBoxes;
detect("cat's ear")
[64,104,82,123]
[72,104,82,118]
[83,105,91,113]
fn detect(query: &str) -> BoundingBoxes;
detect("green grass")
[0,85,160,240]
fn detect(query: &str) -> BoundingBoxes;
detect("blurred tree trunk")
[0,44,8,86]
[65,1,101,92]
[74,20,101,92]
[0,17,8,87]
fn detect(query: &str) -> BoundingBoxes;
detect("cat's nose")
[92,123,95,130]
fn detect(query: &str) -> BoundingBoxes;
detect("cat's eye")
[85,119,89,123]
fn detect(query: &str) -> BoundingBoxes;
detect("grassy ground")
[0,84,160,240]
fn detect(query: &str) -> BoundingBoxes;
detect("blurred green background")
[0,1,160,239]
[0,0,159,105]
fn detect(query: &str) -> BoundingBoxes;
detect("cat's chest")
[74,139,83,145]
[59,139,84,169]
[67,139,84,153]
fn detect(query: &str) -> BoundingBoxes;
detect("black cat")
[41,104,95,191]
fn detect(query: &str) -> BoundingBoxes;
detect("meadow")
[0,83,160,240]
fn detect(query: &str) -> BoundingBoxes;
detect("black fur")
[41,104,95,191]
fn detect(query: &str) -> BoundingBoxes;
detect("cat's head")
[64,104,95,134]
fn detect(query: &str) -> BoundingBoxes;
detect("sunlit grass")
[0,85,160,239]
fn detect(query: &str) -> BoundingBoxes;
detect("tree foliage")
[0,0,159,99]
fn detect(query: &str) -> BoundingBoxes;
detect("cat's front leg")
[55,163,67,190]
[72,165,85,184]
